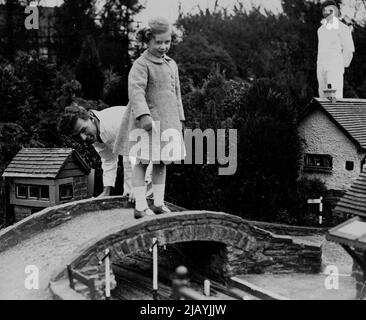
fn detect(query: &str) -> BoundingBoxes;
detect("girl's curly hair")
[136,16,180,44]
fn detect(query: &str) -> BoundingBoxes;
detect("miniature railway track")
[111,254,260,300]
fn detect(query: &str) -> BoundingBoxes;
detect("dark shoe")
[150,204,171,215]
[134,208,155,219]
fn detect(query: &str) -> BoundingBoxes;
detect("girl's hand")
[139,114,153,131]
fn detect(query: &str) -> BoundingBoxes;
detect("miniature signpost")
[308,196,323,225]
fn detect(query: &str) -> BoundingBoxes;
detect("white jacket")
[91,106,129,188]
[317,17,355,68]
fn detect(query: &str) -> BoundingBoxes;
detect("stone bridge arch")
[60,210,321,285]
[70,211,255,278]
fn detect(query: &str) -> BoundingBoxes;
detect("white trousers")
[317,64,344,99]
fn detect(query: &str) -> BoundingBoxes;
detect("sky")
[136,0,282,24]
[36,0,366,23]
[38,0,283,24]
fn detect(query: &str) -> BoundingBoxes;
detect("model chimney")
[323,84,337,103]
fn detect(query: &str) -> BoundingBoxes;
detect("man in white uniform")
[58,104,152,199]
[317,0,355,99]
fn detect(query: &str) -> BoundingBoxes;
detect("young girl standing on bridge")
[114,17,186,219]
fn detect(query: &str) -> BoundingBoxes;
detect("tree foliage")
[231,78,302,221]
[75,35,105,100]
[170,33,237,86]
[176,0,366,108]
[54,0,98,64]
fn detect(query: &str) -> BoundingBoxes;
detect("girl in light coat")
[114,17,185,218]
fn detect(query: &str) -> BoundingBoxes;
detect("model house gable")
[2,148,91,222]
[298,98,366,191]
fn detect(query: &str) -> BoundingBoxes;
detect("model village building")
[298,98,366,193]
[327,171,366,299]
[2,148,92,222]
[298,96,366,299]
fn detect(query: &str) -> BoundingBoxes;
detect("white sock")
[153,184,165,206]
[134,186,148,211]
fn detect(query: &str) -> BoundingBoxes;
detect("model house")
[2,148,91,222]
[298,98,366,192]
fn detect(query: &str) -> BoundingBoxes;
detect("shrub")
[170,33,237,86]
[291,177,328,226]
[166,71,249,211]
[229,78,302,222]
[102,68,128,106]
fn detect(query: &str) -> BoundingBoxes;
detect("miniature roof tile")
[302,98,366,149]
[2,148,90,179]
[334,172,366,218]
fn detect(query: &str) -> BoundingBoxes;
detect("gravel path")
[0,208,135,300]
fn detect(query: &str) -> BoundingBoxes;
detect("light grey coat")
[113,50,186,161]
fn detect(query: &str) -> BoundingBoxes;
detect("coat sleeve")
[128,60,151,120]
[340,24,355,68]
[94,144,118,187]
[174,62,185,121]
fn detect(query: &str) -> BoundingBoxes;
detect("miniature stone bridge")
[0,197,322,300]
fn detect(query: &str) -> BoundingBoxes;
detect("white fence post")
[152,238,158,300]
[307,197,323,225]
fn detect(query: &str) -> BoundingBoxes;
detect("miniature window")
[40,186,49,200]
[16,184,50,200]
[304,154,332,172]
[59,183,73,200]
[346,161,354,171]
[29,185,39,199]
[16,184,28,199]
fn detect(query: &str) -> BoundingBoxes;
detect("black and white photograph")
[0,0,366,308]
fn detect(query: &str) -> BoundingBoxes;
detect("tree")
[0,0,38,60]
[0,122,28,173]
[170,33,237,86]
[174,0,325,108]
[166,70,248,212]
[54,0,97,65]
[0,51,74,149]
[347,22,366,98]
[231,78,302,221]
[75,35,105,100]
[98,0,144,72]
[97,0,145,105]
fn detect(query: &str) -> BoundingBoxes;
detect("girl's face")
[148,31,172,57]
